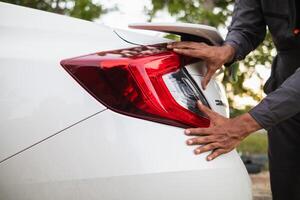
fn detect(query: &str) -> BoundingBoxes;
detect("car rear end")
[0,2,252,200]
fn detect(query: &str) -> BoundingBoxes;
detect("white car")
[0,2,252,200]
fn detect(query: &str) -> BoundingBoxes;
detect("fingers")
[168,41,221,90]
[167,42,209,59]
[193,143,219,155]
[185,127,213,136]
[196,101,216,119]
[186,135,216,145]
[167,41,207,49]
[201,69,215,90]
[172,48,206,59]
[193,143,228,161]
[207,149,227,161]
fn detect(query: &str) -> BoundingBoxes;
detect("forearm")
[249,69,300,130]
[218,44,236,64]
[234,113,262,134]
[227,113,262,140]
[225,0,266,61]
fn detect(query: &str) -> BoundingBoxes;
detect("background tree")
[146,0,275,116]
[1,0,114,21]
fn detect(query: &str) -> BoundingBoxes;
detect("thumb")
[197,101,215,119]
[201,70,214,90]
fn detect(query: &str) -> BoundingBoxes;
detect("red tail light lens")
[61,44,210,128]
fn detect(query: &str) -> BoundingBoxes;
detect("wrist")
[220,44,236,64]
[234,113,262,136]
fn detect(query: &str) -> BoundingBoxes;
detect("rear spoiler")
[129,22,224,46]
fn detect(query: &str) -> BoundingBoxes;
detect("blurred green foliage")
[237,132,268,154]
[147,0,275,116]
[1,0,115,21]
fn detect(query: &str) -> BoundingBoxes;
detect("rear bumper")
[0,110,252,200]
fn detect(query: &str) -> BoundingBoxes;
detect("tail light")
[61,44,210,128]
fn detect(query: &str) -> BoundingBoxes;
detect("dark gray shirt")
[224,0,300,130]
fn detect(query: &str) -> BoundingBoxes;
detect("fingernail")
[185,129,191,135]
[167,44,172,48]
[173,48,179,51]
[187,140,193,145]
[197,101,202,105]
[207,156,212,161]
[194,149,201,154]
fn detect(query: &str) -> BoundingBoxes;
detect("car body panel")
[184,62,230,117]
[114,28,172,45]
[128,22,224,45]
[0,2,140,161]
[0,110,251,200]
[0,2,252,200]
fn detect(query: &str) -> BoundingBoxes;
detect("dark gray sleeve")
[224,0,266,61]
[249,69,300,130]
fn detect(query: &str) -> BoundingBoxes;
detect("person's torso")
[261,0,300,50]
[260,0,300,93]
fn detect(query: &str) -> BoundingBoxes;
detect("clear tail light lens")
[163,68,209,117]
[61,44,210,128]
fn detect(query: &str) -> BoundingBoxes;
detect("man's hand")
[185,101,261,161]
[167,42,235,89]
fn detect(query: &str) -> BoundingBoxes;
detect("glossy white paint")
[0,2,136,161]
[0,2,252,200]
[0,110,252,200]
[129,22,224,45]
[185,62,230,117]
[114,28,172,45]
